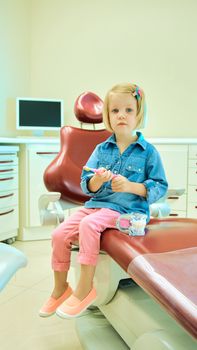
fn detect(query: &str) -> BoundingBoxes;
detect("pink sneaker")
[56,287,97,318]
[39,285,73,317]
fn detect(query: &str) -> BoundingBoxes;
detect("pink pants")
[51,207,120,271]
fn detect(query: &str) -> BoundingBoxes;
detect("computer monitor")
[16,97,64,136]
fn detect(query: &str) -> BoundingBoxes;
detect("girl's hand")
[95,168,113,183]
[111,175,131,192]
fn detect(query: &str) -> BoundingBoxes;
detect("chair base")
[76,282,196,350]
[75,308,129,350]
[70,247,128,306]
[99,282,196,350]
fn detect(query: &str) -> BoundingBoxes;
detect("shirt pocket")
[98,155,114,191]
[98,154,113,171]
[124,158,145,181]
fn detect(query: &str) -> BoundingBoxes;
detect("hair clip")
[133,86,142,100]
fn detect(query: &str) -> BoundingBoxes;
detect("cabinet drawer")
[168,211,186,218]
[154,145,188,188]
[187,203,197,218]
[0,165,18,176]
[188,186,197,202]
[0,173,18,191]
[188,159,197,168]
[0,206,18,234]
[0,190,18,209]
[189,145,197,159]
[0,155,18,166]
[167,194,186,211]
[188,168,197,185]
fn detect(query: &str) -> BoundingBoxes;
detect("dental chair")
[39,92,197,350]
[0,243,27,291]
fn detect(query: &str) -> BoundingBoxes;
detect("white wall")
[1,0,197,137]
[29,0,197,137]
[0,0,31,136]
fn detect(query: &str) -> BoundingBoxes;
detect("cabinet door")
[187,203,197,218]
[28,147,59,227]
[167,194,187,211]
[0,149,19,240]
[0,207,18,235]
[188,167,197,185]
[154,145,188,190]
[0,190,18,209]
[187,145,197,218]
[188,186,197,202]
[168,210,186,218]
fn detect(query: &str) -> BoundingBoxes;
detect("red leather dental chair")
[40,92,197,350]
[39,91,110,224]
[43,91,110,206]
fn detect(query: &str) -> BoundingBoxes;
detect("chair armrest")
[150,202,171,218]
[167,188,185,197]
[39,192,65,225]
[150,188,185,218]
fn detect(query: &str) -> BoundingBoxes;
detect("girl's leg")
[74,264,96,300]
[74,208,120,300]
[52,271,69,299]
[39,208,97,317]
[55,208,120,318]
[51,208,97,298]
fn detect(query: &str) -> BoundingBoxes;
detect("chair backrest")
[43,92,111,205]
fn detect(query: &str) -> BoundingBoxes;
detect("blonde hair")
[103,83,146,132]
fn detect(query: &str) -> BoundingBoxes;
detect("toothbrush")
[83,166,102,174]
[83,166,118,178]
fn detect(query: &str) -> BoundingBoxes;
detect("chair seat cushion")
[101,218,197,339]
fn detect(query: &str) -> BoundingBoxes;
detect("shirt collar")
[104,131,147,150]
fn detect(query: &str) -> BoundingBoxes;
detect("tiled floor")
[0,240,83,350]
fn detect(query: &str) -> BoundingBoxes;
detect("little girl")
[39,82,168,318]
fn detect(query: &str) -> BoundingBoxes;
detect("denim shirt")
[80,132,168,221]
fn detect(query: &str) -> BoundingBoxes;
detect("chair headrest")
[74,91,103,123]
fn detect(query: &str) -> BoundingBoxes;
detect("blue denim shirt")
[80,132,168,221]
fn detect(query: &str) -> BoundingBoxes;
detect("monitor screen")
[16,98,64,131]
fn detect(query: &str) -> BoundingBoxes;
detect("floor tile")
[0,284,26,305]
[0,241,82,350]
[0,288,82,350]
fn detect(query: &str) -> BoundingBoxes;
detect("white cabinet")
[154,144,188,218]
[187,145,197,218]
[28,148,60,226]
[0,146,19,242]
[18,143,60,240]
